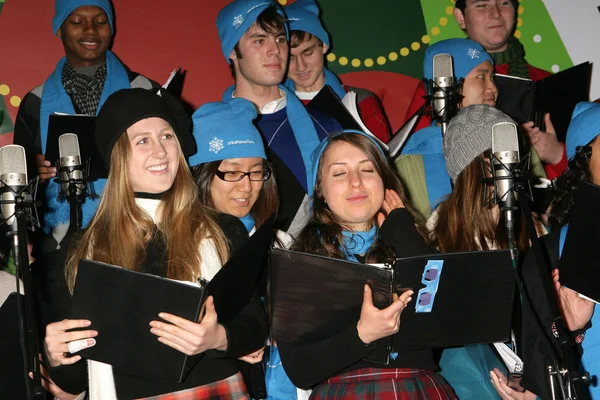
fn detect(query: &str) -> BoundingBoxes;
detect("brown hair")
[191,159,279,230]
[428,155,529,253]
[292,133,426,263]
[289,31,324,49]
[65,133,230,293]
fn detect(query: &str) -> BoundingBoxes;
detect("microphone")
[491,122,520,213]
[58,133,85,197]
[0,145,28,230]
[58,133,88,233]
[0,145,45,399]
[491,122,520,263]
[431,53,458,134]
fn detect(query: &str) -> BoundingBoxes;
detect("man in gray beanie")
[444,104,516,183]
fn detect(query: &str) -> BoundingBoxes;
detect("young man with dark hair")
[284,0,391,144]
[405,0,566,179]
[13,0,159,248]
[216,0,341,236]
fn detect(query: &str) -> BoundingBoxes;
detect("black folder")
[392,250,515,351]
[495,62,591,143]
[270,249,395,364]
[270,248,515,362]
[557,181,600,303]
[69,215,275,382]
[308,85,388,150]
[308,84,362,132]
[46,113,108,180]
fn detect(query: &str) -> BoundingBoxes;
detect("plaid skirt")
[309,368,457,400]
[138,372,249,400]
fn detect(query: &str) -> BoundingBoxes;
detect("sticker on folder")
[415,260,443,313]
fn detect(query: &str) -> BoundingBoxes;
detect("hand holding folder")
[270,248,515,364]
[68,215,275,382]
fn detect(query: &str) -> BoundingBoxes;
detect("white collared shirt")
[295,90,319,102]
[232,88,287,114]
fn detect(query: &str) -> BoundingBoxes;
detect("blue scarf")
[40,51,131,232]
[284,67,346,100]
[559,224,600,398]
[239,214,256,233]
[222,84,321,192]
[341,226,377,262]
[401,123,452,211]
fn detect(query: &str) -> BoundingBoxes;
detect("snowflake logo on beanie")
[467,48,481,59]
[233,14,244,29]
[209,137,224,154]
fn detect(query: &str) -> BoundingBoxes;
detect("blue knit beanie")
[52,0,114,35]
[308,130,385,196]
[423,38,492,81]
[285,0,330,48]
[216,0,286,63]
[566,102,600,160]
[189,98,266,166]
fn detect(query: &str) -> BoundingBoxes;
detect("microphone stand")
[485,155,590,399]
[66,178,83,234]
[1,179,45,399]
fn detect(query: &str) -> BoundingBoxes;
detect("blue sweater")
[256,106,339,193]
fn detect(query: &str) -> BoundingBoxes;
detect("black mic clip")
[0,176,41,231]
[422,77,464,125]
[479,151,534,209]
[54,157,99,203]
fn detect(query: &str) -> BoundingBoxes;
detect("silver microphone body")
[432,53,456,133]
[0,145,28,229]
[58,133,84,197]
[491,122,520,216]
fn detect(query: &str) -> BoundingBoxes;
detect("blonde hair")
[65,133,229,293]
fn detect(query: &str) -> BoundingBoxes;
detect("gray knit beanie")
[444,104,516,183]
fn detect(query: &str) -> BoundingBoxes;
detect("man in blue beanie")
[13,0,159,249]
[216,0,341,237]
[283,0,391,144]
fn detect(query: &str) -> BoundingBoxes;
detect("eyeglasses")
[415,260,443,313]
[215,169,272,182]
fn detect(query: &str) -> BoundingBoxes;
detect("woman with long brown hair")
[42,88,267,399]
[427,104,529,400]
[278,129,456,399]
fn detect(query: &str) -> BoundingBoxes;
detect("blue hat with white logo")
[423,38,493,81]
[52,0,114,35]
[189,98,266,166]
[566,102,600,160]
[216,0,287,63]
[285,0,330,47]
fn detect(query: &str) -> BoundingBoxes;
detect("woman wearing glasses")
[277,129,457,399]
[189,98,291,246]
[190,98,300,399]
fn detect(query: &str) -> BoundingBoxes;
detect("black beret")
[94,88,196,169]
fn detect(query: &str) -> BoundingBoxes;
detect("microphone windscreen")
[492,122,519,156]
[433,53,453,79]
[0,145,27,226]
[59,133,81,160]
[0,145,27,184]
